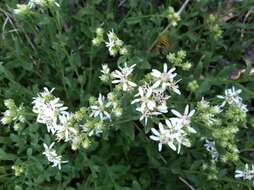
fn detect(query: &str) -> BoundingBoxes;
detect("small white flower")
[151,63,178,91]
[132,85,169,125]
[165,119,191,153]
[32,88,68,134]
[99,64,111,82]
[101,64,110,75]
[203,139,219,161]
[82,120,104,137]
[197,98,222,126]
[55,113,79,142]
[167,79,181,95]
[32,0,60,8]
[90,94,111,120]
[171,105,196,133]
[217,86,248,112]
[43,142,68,170]
[235,164,254,180]
[132,87,156,111]
[150,119,191,153]
[105,30,125,56]
[136,107,161,125]
[150,123,176,152]
[112,63,137,91]
[28,0,37,8]
[14,4,31,15]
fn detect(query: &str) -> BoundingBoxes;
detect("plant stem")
[148,0,191,52]
[179,176,196,190]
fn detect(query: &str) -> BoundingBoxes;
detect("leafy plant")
[0,0,254,189]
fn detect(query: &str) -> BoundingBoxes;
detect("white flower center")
[160,133,169,144]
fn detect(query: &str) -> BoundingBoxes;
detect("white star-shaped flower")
[171,104,196,133]
[151,63,177,90]
[90,94,111,120]
[112,63,137,91]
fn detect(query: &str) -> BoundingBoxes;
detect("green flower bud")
[167,7,180,27]
[14,123,23,131]
[4,99,16,109]
[12,164,24,176]
[119,47,128,55]
[92,37,101,46]
[96,27,104,36]
[13,4,31,16]
[187,80,199,92]
[182,61,192,71]
[89,96,97,105]
[114,107,123,117]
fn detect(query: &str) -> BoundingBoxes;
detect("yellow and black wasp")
[153,34,171,55]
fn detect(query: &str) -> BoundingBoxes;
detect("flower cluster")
[150,116,194,153]
[32,88,68,134]
[132,85,169,125]
[90,92,122,119]
[14,0,60,17]
[28,0,60,9]
[235,164,254,182]
[13,4,31,16]
[131,63,182,125]
[166,7,180,27]
[207,14,223,40]
[11,164,24,176]
[1,99,26,126]
[42,143,68,170]
[92,27,104,46]
[32,89,86,148]
[195,88,247,164]
[217,86,248,113]
[196,98,221,126]
[32,86,124,166]
[105,30,127,56]
[187,80,199,92]
[149,104,195,153]
[166,50,192,71]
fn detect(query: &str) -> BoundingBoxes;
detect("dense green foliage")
[0,0,254,189]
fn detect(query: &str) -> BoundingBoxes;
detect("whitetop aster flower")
[203,139,219,161]
[151,63,180,94]
[167,79,181,95]
[14,4,31,15]
[136,107,161,126]
[31,0,60,8]
[42,142,68,170]
[90,94,111,121]
[171,104,196,133]
[55,113,79,142]
[28,0,37,8]
[132,85,169,125]
[32,88,68,134]
[105,30,126,56]
[132,87,156,111]
[165,119,191,153]
[217,86,248,112]
[112,63,137,91]
[150,119,192,153]
[235,164,254,181]
[217,86,242,106]
[99,64,111,82]
[150,123,177,152]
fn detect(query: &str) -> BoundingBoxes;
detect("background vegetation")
[0,0,254,189]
